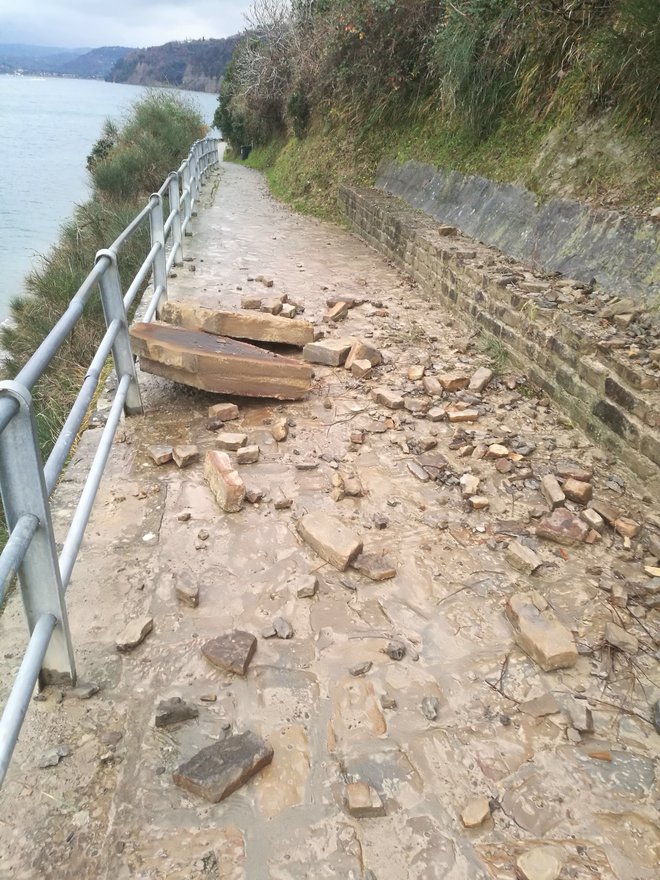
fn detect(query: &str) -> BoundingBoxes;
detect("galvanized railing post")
[148,193,168,315]
[95,249,143,416]
[190,144,200,216]
[182,162,193,236]
[0,381,76,686]
[168,173,183,266]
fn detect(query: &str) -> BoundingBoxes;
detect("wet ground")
[0,157,658,879]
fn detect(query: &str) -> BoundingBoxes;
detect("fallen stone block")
[303,337,354,366]
[271,418,289,442]
[460,474,480,497]
[589,499,621,526]
[351,552,396,581]
[116,617,153,653]
[173,731,273,803]
[240,294,262,310]
[541,474,565,509]
[516,846,565,880]
[556,460,593,483]
[352,359,373,379]
[505,592,578,671]
[172,445,198,468]
[468,367,493,393]
[148,445,173,465]
[604,621,638,654]
[216,432,248,451]
[345,781,385,818]
[447,408,479,423]
[297,512,363,570]
[344,339,382,371]
[260,297,282,315]
[469,495,490,510]
[160,300,313,347]
[438,372,470,392]
[519,693,560,717]
[407,365,425,381]
[536,507,588,545]
[422,376,444,397]
[614,516,641,539]
[324,302,350,322]
[208,402,239,422]
[205,450,245,513]
[506,541,542,575]
[202,631,257,675]
[373,387,405,410]
[130,322,312,400]
[236,445,260,465]
[563,478,592,505]
[155,697,199,728]
[297,575,318,598]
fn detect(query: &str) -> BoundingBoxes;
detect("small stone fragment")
[516,845,565,880]
[447,408,479,423]
[589,499,621,525]
[563,478,592,504]
[505,592,577,671]
[460,474,480,497]
[176,578,199,607]
[384,640,406,660]
[303,338,354,366]
[373,513,389,530]
[604,621,638,655]
[177,511,191,522]
[652,698,660,735]
[208,402,239,422]
[540,474,565,510]
[240,294,262,310]
[173,731,273,803]
[297,512,363,571]
[581,508,604,532]
[421,696,440,721]
[324,301,350,322]
[260,297,282,315]
[423,376,444,397]
[116,616,153,652]
[345,339,382,370]
[70,683,99,700]
[148,445,173,465]
[536,507,588,545]
[408,365,425,381]
[271,418,289,442]
[236,445,260,465]
[343,476,364,497]
[614,516,641,539]
[486,444,509,459]
[468,367,493,393]
[408,461,430,482]
[273,489,293,510]
[216,432,248,451]
[373,387,405,410]
[273,617,294,639]
[350,661,372,677]
[469,496,490,510]
[205,450,245,513]
[345,781,385,818]
[202,631,257,675]
[155,697,199,728]
[564,697,594,733]
[297,575,318,598]
[438,372,470,392]
[555,460,593,483]
[172,445,199,468]
[38,744,71,769]
[351,359,372,379]
[245,488,265,504]
[352,552,396,581]
[505,541,542,575]
[460,796,491,828]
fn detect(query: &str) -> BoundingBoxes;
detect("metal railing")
[0,135,219,786]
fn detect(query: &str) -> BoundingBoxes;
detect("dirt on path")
[0,158,658,880]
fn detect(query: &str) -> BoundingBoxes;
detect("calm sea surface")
[0,76,219,320]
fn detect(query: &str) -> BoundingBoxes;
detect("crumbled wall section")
[339,184,660,492]
[376,160,660,304]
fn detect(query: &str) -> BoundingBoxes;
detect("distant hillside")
[107,37,240,93]
[59,46,132,78]
[0,43,132,78]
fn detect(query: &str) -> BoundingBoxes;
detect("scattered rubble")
[505,592,578,671]
[201,631,257,675]
[154,697,199,728]
[460,797,491,828]
[116,617,153,652]
[205,450,245,513]
[297,512,363,570]
[345,782,386,818]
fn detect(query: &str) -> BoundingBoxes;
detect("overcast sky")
[0,0,254,49]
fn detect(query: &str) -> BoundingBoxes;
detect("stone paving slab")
[0,156,658,879]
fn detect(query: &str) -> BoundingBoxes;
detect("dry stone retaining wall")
[339,184,660,493]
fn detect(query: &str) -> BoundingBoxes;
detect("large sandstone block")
[297,512,363,570]
[505,591,578,671]
[160,301,313,347]
[130,322,312,400]
[173,731,273,803]
[205,450,245,512]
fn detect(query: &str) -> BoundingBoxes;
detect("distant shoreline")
[0,72,214,94]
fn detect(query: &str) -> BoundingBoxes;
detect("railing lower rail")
[0,135,219,787]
